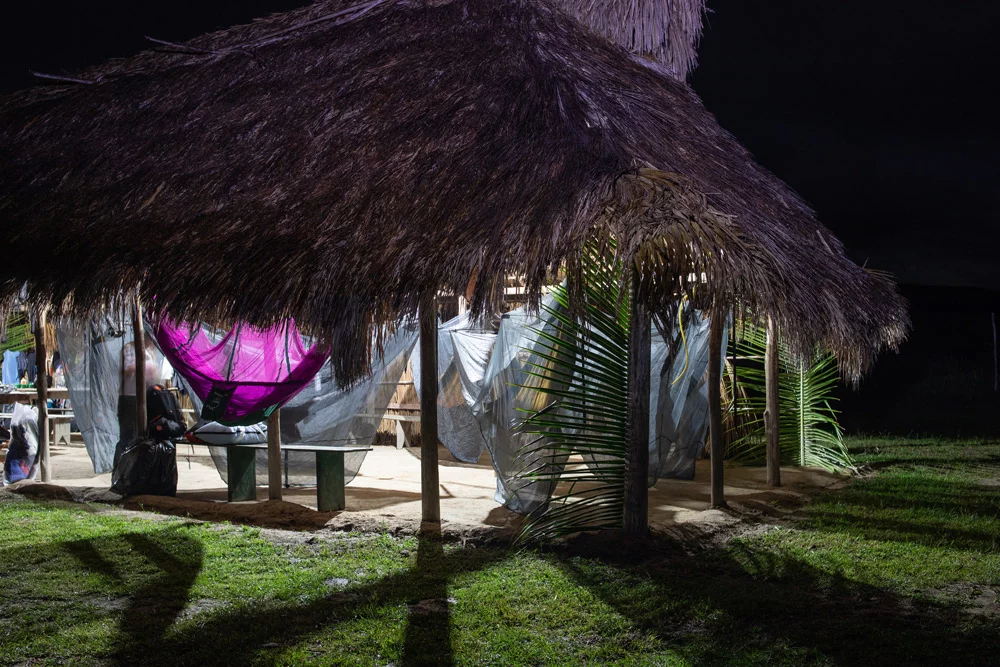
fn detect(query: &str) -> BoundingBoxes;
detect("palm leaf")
[515,237,630,544]
[726,321,853,472]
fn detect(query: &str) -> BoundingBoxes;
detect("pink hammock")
[153,319,329,426]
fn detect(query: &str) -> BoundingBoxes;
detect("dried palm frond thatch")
[0,0,907,383]
[549,0,707,77]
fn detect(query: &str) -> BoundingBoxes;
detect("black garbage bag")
[110,438,178,496]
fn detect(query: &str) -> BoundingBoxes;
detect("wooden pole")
[623,268,651,535]
[419,291,441,525]
[34,308,50,483]
[708,305,727,509]
[765,316,782,487]
[132,295,147,437]
[267,408,282,500]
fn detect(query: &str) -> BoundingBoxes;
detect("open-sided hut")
[0,0,907,528]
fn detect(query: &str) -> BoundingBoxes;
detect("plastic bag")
[110,438,178,496]
[3,403,39,486]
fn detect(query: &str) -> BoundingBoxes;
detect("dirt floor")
[18,439,846,541]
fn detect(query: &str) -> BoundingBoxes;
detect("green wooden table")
[225,444,371,511]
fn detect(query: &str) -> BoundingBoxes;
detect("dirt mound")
[122,496,336,530]
[6,480,77,502]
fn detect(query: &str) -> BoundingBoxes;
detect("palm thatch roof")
[0,0,906,382]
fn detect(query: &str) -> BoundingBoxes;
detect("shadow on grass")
[47,528,496,666]
[7,504,998,666]
[556,535,999,666]
[59,526,205,665]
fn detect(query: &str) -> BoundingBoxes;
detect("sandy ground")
[18,439,846,541]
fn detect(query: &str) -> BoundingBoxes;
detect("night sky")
[2,1,995,290]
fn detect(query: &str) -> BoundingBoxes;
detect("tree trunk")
[34,309,50,483]
[419,291,441,526]
[765,316,782,486]
[623,269,651,535]
[267,408,282,500]
[709,305,727,508]
[132,295,147,436]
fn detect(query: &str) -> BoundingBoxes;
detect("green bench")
[224,444,371,511]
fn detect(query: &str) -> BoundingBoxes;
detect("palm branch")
[726,322,853,472]
[514,238,630,543]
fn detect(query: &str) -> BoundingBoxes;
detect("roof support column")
[624,267,651,535]
[132,293,147,437]
[765,316,781,487]
[709,303,728,509]
[419,291,441,527]
[268,408,282,500]
[34,308,50,483]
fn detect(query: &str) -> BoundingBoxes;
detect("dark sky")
[2,1,995,289]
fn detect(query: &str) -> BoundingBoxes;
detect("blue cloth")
[2,349,19,385]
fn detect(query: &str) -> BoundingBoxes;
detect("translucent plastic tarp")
[649,305,729,481]
[57,316,173,474]
[411,311,497,463]
[473,295,573,513]
[440,299,727,512]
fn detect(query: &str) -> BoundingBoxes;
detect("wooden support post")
[34,308,50,483]
[765,316,782,487]
[267,408,282,500]
[132,295,147,437]
[623,270,651,535]
[708,305,728,509]
[419,291,441,525]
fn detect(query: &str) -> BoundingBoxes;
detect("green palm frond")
[726,322,853,472]
[515,237,630,544]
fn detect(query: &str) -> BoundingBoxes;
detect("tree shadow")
[39,530,499,665]
[402,535,454,667]
[115,531,204,666]
[127,535,498,666]
[556,534,999,666]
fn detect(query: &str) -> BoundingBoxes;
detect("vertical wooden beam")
[267,408,282,500]
[419,291,441,525]
[708,305,727,508]
[623,268,651,535]
[34,308,50,483]
[765,316,782,487]
[132,295,147,437]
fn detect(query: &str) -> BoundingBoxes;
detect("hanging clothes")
[25,351,36,383]
[2,349,19,385]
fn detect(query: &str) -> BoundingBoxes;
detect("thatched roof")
[0,0,906,382]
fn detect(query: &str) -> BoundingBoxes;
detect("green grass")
[2,437,998,665]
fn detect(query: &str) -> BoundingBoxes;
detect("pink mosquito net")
[153,319,329,426]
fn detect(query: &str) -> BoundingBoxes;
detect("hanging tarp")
[57,315,173,474]
[472,295,574,513]
[411,311,497,463]
[649,304,729,481]
[153,319,329,426]
[445,298,726,512]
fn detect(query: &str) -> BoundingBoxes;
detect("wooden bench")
[0,411,74,446]
[358,402,421,449]
[222,444,371,511]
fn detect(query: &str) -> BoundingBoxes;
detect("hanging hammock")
[153,319,329,426]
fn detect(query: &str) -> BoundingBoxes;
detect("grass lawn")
[1,437,998,666]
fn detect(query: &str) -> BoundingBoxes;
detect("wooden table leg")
[316,450,345,511]
[228,447,257,502]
